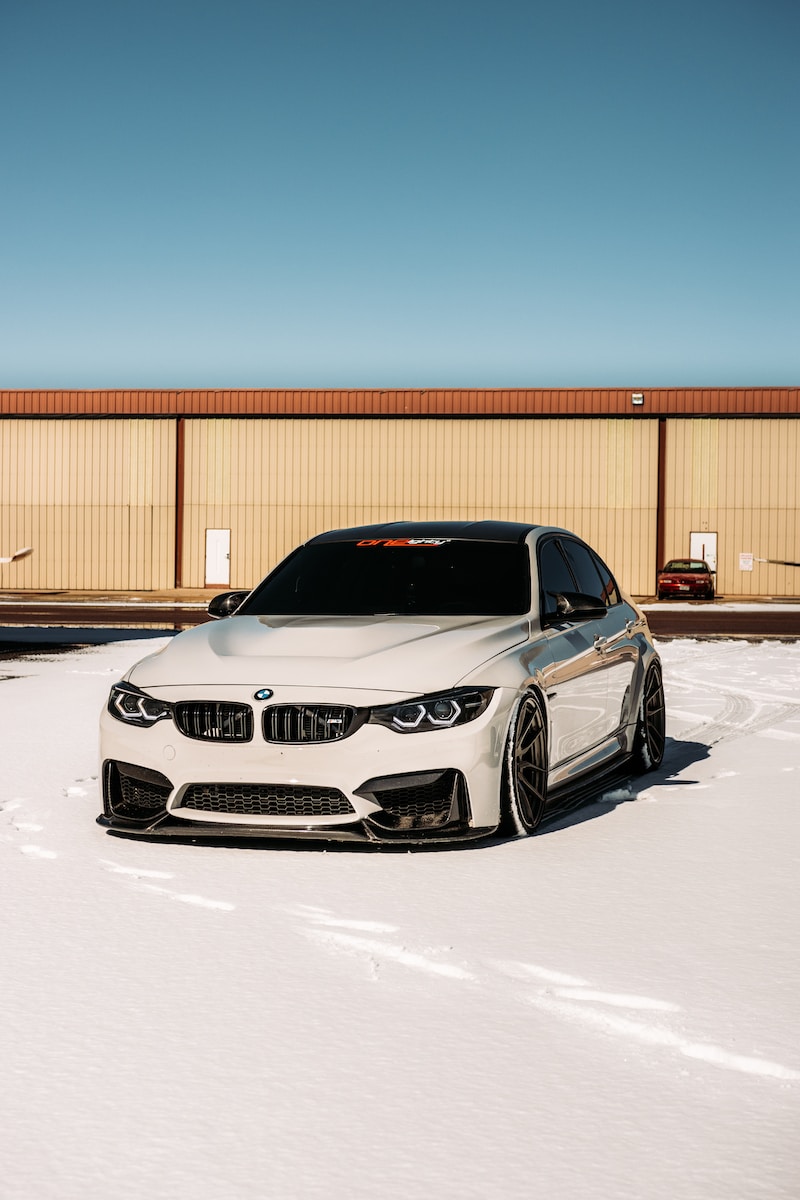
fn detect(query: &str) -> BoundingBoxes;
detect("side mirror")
[542,591,608,627]
[207,590,250,619]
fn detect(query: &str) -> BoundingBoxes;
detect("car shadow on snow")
[534,735,711,836]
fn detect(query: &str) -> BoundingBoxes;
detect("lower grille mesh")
[119,775,169,815]
[181,784,355,817]
[105,761,172,821]
[361,770,467,833]
[378,778,455,819]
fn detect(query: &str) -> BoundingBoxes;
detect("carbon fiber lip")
[96,813,492,845]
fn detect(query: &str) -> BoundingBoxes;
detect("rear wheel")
[632,663,666,772]
[500,691,548,835]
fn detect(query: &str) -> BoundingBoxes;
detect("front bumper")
[99,685,514,844]
[99,760,494,843]
[657,579,713,597]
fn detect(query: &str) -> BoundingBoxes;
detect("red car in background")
[657,559,715,600]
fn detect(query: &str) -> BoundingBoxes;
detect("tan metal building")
[1,388,798,597]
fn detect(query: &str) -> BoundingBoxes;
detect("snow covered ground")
[1,633,799,1200]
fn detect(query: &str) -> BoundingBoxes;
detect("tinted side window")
[590,549,621,606]
[561,540,606,600]
[537,539,578,618]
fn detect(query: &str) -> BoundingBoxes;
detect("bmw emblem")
[253,688,273,701]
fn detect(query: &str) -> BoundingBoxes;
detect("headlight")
[369,688,494,734]
[108,682,173,728]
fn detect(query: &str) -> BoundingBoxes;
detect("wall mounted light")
[631,393,645,407]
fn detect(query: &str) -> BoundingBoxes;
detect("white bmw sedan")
[99,521,665,844]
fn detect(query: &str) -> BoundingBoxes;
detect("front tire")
[632,663,666,772]
[499,691,549,836]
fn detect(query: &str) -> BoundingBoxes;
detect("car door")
[536,536,610,770]
[559,538,639,744]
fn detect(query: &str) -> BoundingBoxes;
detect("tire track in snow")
[2,779,237,911]
[514,988,799,1082]
[1,797,60,860]
[2,775,98,859]
[287,906,800,1084]
[668,679,800,747]
[99,859,236,911]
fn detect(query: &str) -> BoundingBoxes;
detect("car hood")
[129,613,531,693]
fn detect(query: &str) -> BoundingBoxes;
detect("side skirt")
[543,755,634,821]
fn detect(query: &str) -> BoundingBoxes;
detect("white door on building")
[690,531,717,573]
[205,529,231,586]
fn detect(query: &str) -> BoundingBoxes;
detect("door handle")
[593,634,608,651]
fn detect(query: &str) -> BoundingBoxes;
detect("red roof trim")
[0,387,797,417]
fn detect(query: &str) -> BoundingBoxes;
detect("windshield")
[665,560,708,573]
[240,539,531,617]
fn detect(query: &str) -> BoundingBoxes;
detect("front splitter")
[96,814,494,846]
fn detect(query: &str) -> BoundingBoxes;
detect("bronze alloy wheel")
[634,663,666,771]
[503,692,548,835]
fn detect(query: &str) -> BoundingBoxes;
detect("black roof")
[312,520,540,544]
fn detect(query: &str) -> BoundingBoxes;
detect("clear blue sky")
[1,0,797,388]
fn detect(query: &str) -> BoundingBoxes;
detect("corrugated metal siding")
[4,411,796,595]
[664,419,800,596]
[1,388,798,417]
[0,419,176,589]
[181,418,657,594]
